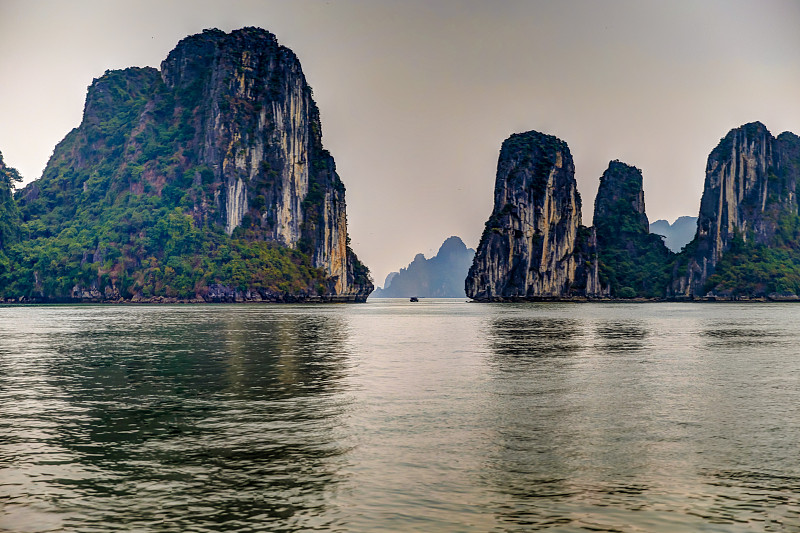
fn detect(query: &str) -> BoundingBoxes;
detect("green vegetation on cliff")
[595,234,673,298]
[593,161,673,298]
[671,124,800,299]
[3,202,325,300]
[0,151,23,286]
[0,151,22,252]
[3,69,325,300]
[0,28,371,302]
[704,216,800,298]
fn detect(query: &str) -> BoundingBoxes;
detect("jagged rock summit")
[465,131,599,300]
[671,122,800,298]
[594,161,649,234]
[5,27,372,302]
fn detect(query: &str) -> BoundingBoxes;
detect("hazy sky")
[1,0,799,287]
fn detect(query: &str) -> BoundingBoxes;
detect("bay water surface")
[1,300,799,531]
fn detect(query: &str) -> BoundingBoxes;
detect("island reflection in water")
[0,306,354,532]
[2,301,800,531]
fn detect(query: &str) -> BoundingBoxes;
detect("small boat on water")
[410,297,419,302]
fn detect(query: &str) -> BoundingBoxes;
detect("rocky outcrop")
[671,122,800,298]
[158,28,370,298]
[13,27,371,302]
[466,131,599,300]
[594,161,649,234]
[593,161,671,298]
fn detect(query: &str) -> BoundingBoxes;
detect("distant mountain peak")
[649,216,697,253]
[371,236,475,298]
[437,236,469,256]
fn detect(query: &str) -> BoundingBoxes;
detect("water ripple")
[2,302,800,531]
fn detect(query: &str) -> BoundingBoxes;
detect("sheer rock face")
[19,27,371,300]
[671,122,800,297]
[161,28,316,243]
[592,161,670,297]
[593,160,649,235]
[466,131,598,300]
[160,28,368,298]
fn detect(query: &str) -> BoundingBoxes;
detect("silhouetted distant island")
[649,217,697,253]
[371,236,475,298]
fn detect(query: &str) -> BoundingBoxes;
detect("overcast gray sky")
[1,0,799,287]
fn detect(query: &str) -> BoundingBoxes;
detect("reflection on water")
[489,316,583,358]
[0,306,353,532]
[2,302,800,531]
[702,321,787,349]
[480,303,800,531]
[483,307,658,531]
[595,319,648,353]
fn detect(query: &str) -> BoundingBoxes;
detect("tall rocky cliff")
[467,122,800,302]
[594,161,648,234]
[671,122,800,298]
[593,161,672,298]
[9,28,371,302]
[465,131,599,300]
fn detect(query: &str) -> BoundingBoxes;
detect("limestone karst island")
[1,28,799,303]
[0,28,372,303]
[466,122,800,301]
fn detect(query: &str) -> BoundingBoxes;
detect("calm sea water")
[1,300,800,532]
